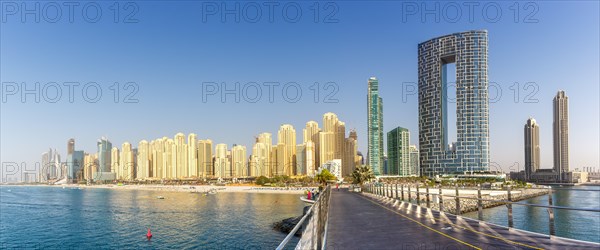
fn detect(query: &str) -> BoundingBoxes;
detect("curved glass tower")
[418,30,490,177]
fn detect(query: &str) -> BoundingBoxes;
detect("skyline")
[1,2,599,176]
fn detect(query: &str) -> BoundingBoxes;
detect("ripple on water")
[0,186,305,249]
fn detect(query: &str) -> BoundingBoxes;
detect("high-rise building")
[305,141,316,177]
[188,134,198,178]
[198,139,213,178]
[278,124,297,176]
[367,77,384,176]
[151,139,163,179]
[296,144,307,176]
[348,129,361,171]
[41,149,59,181]
[323,112,346,163]
[110,147,120,176]
[387,127,411,176]
[214,143,230,178]
[336,121,346,160]
[553,90,569,178]
[270,146,278,176]
[66,150,84,182]
[409,145,420,176]
[524,118,541,180]
[137,140,150,180]
[120,142,134,180]
[174,133,187,178]
[251,141,270,177]
[97,137,112,174]
[303,121,321,167]
[343,137,357,177]
[257,132,274,175]
[275,143,287,176]
[418,30,490,177]
[83,153,98,181]
[67,138,75,155]
[231,145,247,177]
[111,147,120,178]
[165,138,175,179]
[319,131,335,165]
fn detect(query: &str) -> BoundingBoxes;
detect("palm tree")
[352,165,375,191]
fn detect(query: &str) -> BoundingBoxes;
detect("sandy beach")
[1,183,314,194]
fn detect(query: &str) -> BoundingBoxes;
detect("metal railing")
[277,185,332,250]
[364,183,600,238]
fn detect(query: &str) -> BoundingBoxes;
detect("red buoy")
[146,228,153,239]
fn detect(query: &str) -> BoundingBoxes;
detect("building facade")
[524,118,541,180]
[553,90,569,178]
[387,127,411,176]
[367,77,384,175]
[418,30,490,177]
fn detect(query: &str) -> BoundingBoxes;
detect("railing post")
[387,184,391,198]
[408,185,412,203]
[455,185,461,215]
[477,184,483,221]
[401,185,405,201]
[416,183,421,206]
[438,186,443,212]
[507,186,513,228]
[548,187,555,237]
[383,183,388,198]
[426,185,430,208]
[395,183,399,199]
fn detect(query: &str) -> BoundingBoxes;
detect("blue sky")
[1,1,599,177]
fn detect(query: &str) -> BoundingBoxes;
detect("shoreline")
[0,183,313,194]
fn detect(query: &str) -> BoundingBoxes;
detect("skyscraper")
[151,139,164,179]
[120,142,134,180]
[418,30,490,177]
[367,77,384,175]
[319,131,335,165]
[296,144,307,176]
[257,132,274,176]
[553,90,569,178]
[174,133,187,178]
[303,121,321,167]
[343,137,357,176]
[137,140,150,180]
[251,141,270,177]
[524,118,540,180]
[97,137,112,174]
[409,145,419,176]
[66,150,84,182]
[387,127,411,176]
[277,124,297,176]
[67,138,75,155]
[188,133,198,178]
[111,147,120,178]
[231,145,247,177]
[198,139,213,178]
[214,143,229,178]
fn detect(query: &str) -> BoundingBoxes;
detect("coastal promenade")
[325,189,599,249]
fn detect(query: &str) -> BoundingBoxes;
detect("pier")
[278,185,600,249]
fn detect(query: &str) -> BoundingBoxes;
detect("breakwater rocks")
[422,189,550,214]
[273,206,311,236]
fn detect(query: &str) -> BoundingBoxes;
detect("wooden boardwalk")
[325,189,599,249]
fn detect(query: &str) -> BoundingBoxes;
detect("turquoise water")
[0,186,305,249]
[463,186,600,243]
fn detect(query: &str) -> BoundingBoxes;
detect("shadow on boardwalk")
[325,189,599,250]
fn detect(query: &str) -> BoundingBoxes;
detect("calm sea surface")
[463,185,600,243]
[0,186,305,249]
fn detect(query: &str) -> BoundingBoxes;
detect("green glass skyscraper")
[387,127,410,176]
[367,77,383,175]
